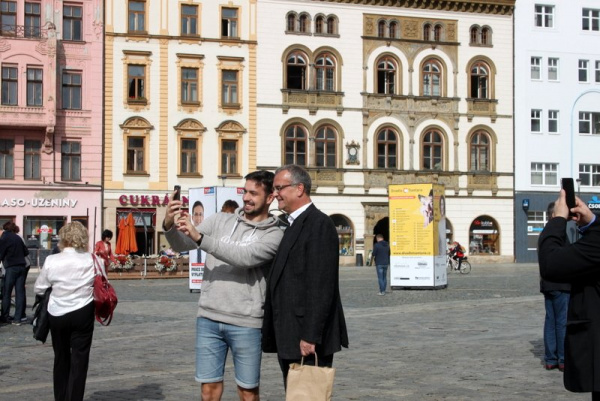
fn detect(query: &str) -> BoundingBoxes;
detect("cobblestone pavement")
[0,263,588,400]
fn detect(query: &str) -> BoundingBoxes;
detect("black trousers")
[49,301,95,401]
[278,353,334,389]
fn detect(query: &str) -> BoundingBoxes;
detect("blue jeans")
[543,290,569,365]
[376,264,388,293]
[195,317,262,389]
[1,265,27,321]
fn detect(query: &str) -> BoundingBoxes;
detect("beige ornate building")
[103,0,257,254]
[256,0,515,262]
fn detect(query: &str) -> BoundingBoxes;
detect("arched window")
[422,130,443,170]
[470,26,479,44]
[331,214,354,256]
[284,124,307,166]
[469,215,499,255]
[481,27,491,45]
[315,53,336,91]
[470,61,489,99]
[423,23,431,41]
[377,56,396,95]
[315,16,324,33]
[326,16,336,34]
[389,21,398,38]
[315,125,337,167]
[378,20,386,37]
[376,128,398,168]
[434,24,442,41]
[287,13,297,32]
[422,59,441,96]
[299,14,309,33]
[470,131,490,171]
[286,52,307,90]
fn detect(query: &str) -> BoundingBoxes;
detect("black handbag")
[32,287,52,343]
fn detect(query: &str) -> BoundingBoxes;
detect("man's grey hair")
[275,164,312,195]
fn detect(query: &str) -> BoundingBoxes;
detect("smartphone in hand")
[173,185,181,201]
[561,178,576,216]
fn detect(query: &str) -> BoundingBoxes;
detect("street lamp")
[218,175,227,187]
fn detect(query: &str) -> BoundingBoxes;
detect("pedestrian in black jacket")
[0,221,30,325]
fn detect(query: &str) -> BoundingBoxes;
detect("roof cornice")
[314,0,515,16]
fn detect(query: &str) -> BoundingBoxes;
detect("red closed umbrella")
[115,216,128,255]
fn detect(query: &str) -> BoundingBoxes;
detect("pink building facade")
[0,0,103,264]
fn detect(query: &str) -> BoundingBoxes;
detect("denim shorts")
[195,317,262,389]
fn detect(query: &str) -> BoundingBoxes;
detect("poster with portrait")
[389,183,447,289]
[187,186,244,291]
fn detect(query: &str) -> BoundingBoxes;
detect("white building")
[514,1,600,262]
[257,0,515,263]
[103,0,257,254]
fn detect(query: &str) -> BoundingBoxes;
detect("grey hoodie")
[165,208,283,328]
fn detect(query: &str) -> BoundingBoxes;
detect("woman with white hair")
[34,221,104,401]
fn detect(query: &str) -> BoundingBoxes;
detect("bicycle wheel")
[459,260,472,274]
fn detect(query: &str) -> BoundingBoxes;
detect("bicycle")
[446,253,471,274]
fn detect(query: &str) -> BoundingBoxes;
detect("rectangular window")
[0,139,14,179]
[526,211,546,251]
[548,58,559,81]
[221,7,238,38]
[25,2,41,38]
[596,61,600,83]
[62,71,82,109]
[0,0,16,35]
[579,164,600,187]
[181,4,198,35]
[535,4,554,28]
[531,109,542,132]
[531,162,558,185]
[221,139,237,175]
[531,57,541,80]
[61,141,81,181]
[127,65,145,102]
[181,67,198,104]
[126,137,145,173]
[180,138,197,174]
[221,70,238,105]
[548,110,559,133]
[24,140,41,180]
[579,59,589,82]
[128,1,146,33]
[583,8,600,31]
[27,67,43,106]
[579,112,600,135]
[1,65,17,105]
[63,5,82,41]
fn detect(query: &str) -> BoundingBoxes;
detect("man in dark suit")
[539,189,600,400]
[262,164,349,385]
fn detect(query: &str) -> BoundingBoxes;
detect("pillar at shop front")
[389,184,447,290]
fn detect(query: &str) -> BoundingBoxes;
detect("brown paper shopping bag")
[286,354,336,401]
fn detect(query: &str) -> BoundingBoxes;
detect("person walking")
[164,170,283,401]
[0,221,30,325]
[94,229,115,267]
[262,164,349,387]
[34,222,100,401]
[372,234,390,295]
[539,190,600,400]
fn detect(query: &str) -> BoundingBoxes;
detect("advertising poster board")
[389,183,447,289]
[187,186,244,291]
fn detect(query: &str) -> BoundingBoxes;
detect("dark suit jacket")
[262,203,349,359]
[0,231,29,268]
[539,216,600,392]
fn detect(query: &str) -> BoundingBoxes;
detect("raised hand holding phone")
[561,178,576,217]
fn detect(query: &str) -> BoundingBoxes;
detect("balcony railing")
[0,24,49,39]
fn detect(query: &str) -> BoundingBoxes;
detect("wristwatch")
[195,235,203,248]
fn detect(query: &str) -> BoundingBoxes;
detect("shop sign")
[118,194,189,207]
[0,198,78,208]
[588,196,600,210]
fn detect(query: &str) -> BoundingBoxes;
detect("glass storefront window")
[469,215,500,255]
[331,214,354,256]
[24,216,66,250]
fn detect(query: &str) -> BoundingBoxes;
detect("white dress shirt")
[34,248,98,317]
[287,202,312,226]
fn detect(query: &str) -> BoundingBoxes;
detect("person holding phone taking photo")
[539,184,600,400]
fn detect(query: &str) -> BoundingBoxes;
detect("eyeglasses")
[273,184,297,193]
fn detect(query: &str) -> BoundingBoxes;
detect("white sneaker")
[377,292,385,296]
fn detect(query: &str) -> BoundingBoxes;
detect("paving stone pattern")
[0,263,588,400]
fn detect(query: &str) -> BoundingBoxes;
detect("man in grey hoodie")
[163,170,283,401]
